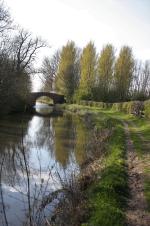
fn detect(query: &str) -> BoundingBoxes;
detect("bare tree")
[132,60,142,95]
[132,60,150,99]
[11,29,47,74]
[41,51,60,91]
[142,60,150,95]
[0,0,12,34]
[0,27,46,113]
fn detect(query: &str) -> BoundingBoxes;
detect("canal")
[0,104,92,226]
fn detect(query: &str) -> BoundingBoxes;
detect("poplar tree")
[97,44,115,101]
[77,41,97,100]
[55,41,79,102]
[114,46,134,101]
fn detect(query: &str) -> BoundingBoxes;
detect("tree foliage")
[41,42,150,103]
[55,41,79,102]
[0,1,149,114]
[96,44,115,101]
[0,48,31,113]
[77,41,97,100]
[0,2,45,114]
[114,46,134,101]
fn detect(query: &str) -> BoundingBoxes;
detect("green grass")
[144,168,150,211]
[64,105,128,226]
[82,119,128,226]
[64,104,150,223]
[101,108,150,211]
[125,117,150,210]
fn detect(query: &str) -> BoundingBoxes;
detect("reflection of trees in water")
[0,115,30,151]
[0,113,93,226]
[0,115,49,226]
[0,155,9,226]
[73,117,89,166]
[0,145,54,226]
[0,113,91,185]
[0,115,56,226]
[0,115,31,186]
[53,114,76,168]
[26,117,55,156]
[0,115,31,226]
[53,114,92,168]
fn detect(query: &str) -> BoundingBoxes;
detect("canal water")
[0,104,92,226]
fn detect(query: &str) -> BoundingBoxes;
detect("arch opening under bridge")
[26,92,66,112]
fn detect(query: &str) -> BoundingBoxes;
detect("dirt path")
[129,121,150,156]
[123,121,150,226]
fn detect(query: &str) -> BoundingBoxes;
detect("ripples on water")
[0,104,91,226]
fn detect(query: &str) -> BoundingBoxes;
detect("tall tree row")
[42,42,149,103]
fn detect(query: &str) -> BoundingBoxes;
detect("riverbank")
[51,104,150,226]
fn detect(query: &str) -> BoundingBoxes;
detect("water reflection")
[0,105,91,226]
[35,103,53,115]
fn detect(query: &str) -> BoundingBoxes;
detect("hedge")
[144,100,150,119]
[76,99,149,118]
[112,101,144,116]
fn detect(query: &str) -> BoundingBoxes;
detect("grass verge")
[101,108,150,212]
[60,104,150,224]
[126,117,150,211]
[82,119,128,226]
[63,104,128,226]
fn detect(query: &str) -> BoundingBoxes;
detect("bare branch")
[12,29,47,73]
[0,0,12,34]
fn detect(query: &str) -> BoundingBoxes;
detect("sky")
[5,0,150,90]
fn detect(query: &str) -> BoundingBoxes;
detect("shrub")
[106,103,113,109]
[122,102,130,113]
[96,102,104,108]
[80,100,88,106]
[88,101,93,106]
[130,101,144,116]
[113,101,144,116]
[102,103,107,109]
[144,100,150,119]
[112,103,123,112]
[92,101,98,107]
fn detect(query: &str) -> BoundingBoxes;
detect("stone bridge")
[26,92,66,111]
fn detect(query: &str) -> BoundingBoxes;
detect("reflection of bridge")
[26,92,66,112]
[33,108,63,118]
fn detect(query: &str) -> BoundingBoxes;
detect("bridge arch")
[34,93,54,105]
[26,92,66,112]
